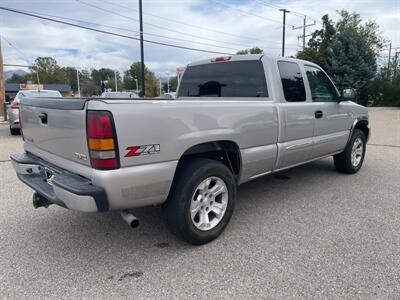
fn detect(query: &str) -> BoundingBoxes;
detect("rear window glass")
[278,61,306,102]
[178,61,268,98]
[19,91,62,98]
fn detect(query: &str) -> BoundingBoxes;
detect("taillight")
[10,101,20,109]
[87,110,120,170]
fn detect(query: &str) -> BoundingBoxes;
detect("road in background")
[0,108,399,298]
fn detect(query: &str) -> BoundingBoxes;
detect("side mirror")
[340,88,356,101]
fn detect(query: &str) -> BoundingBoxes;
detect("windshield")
[19,90,62,98]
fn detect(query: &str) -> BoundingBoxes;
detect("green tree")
[123,62,159,97]
[162,76,178,93]
[236,46,263,55]
[29,57,66,84]
[6,73,33,84]
[325,10,385,91]
[297,15,336,67]
[62,67,79,92]
[91,68,120,92]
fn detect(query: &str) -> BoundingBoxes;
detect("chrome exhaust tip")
[121,210,139,228]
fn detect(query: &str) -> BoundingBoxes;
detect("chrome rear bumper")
[11,153,108,212]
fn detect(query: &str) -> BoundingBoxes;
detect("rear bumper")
[7,108,20,128]
[11,153,108,212]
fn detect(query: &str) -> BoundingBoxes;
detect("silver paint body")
[14,55,369,212]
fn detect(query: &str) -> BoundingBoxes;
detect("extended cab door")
[275,60,316,169]
[303,65,353,158]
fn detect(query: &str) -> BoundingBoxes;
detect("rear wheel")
[334,129,366,174]
[9,126,20,135]
[164,158,236,245]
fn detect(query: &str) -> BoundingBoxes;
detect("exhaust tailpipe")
[32,192,52,209]
[121,210,139,228]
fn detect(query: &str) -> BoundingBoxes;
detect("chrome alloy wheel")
[351,137,364,167]
[190,176,229,231]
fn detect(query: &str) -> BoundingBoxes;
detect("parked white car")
[7,90,62,135]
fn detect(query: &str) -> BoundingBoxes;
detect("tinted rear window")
[278,61,306,102]
[178,61,268,98]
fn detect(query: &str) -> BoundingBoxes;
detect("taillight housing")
[86,110,120,170]
[10,101,20,109]
[211,56,231,62]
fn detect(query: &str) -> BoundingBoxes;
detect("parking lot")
[0,108,399,299]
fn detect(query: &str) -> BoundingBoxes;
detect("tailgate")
[20,97,91,166]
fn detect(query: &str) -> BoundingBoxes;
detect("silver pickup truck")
[11,54,369,244]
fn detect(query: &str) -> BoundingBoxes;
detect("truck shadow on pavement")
[24,158,340,278]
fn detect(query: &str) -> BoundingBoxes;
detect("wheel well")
[354,121,369,141]
[178,141,241,182]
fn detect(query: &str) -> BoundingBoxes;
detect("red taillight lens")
[10,101,20,109]
[87,111,119,170]
[87,112,114,138]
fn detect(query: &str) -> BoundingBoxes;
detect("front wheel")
[334,129,366,174]
[163,158,236,245]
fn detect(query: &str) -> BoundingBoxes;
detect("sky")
[1,0,399,78]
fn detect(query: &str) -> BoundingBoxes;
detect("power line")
[1,36,33,64]
[12,8,237,51]
[254,0,319,23]
[210,0,295,27]
[97,0,278,45]
[76,0,260,50]
[0,6,233,55]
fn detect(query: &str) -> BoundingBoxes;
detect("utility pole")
[292,17,316,51]
[138,0,145,97]
[387,43,392,79]
[0,35,5,118]
[76,69,81,97]
[279,9,290,57]
[394,51,399,79]
[159,79,162,96]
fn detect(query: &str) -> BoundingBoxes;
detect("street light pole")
[134,77,138,95]
[114,71,118,92]
[159,79,162,96]
[76,68,81,97]
[138,0,145,97]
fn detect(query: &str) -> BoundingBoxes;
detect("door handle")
[314,110,323,119]
[38,112,48,124]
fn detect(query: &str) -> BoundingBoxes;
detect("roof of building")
[5,83,72,93]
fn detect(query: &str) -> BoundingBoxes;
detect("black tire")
[334,129,366,174]
[163,158,236,245]
[10,127,20,135]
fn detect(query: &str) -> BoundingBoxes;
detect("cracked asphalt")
[0,108,399,299]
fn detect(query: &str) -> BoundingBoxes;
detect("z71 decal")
[125,144,160,157]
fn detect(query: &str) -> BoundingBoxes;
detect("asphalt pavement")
[0,108,399,299]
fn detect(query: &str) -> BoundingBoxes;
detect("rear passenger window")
[278,61,306,102]
[177,60,268,98]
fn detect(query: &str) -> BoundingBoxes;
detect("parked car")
[11,54,369,245]
[101,91,139,99]
[7,90,62,135]
[161,92,176,99]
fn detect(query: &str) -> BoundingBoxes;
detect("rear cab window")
[178,60,268,98]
